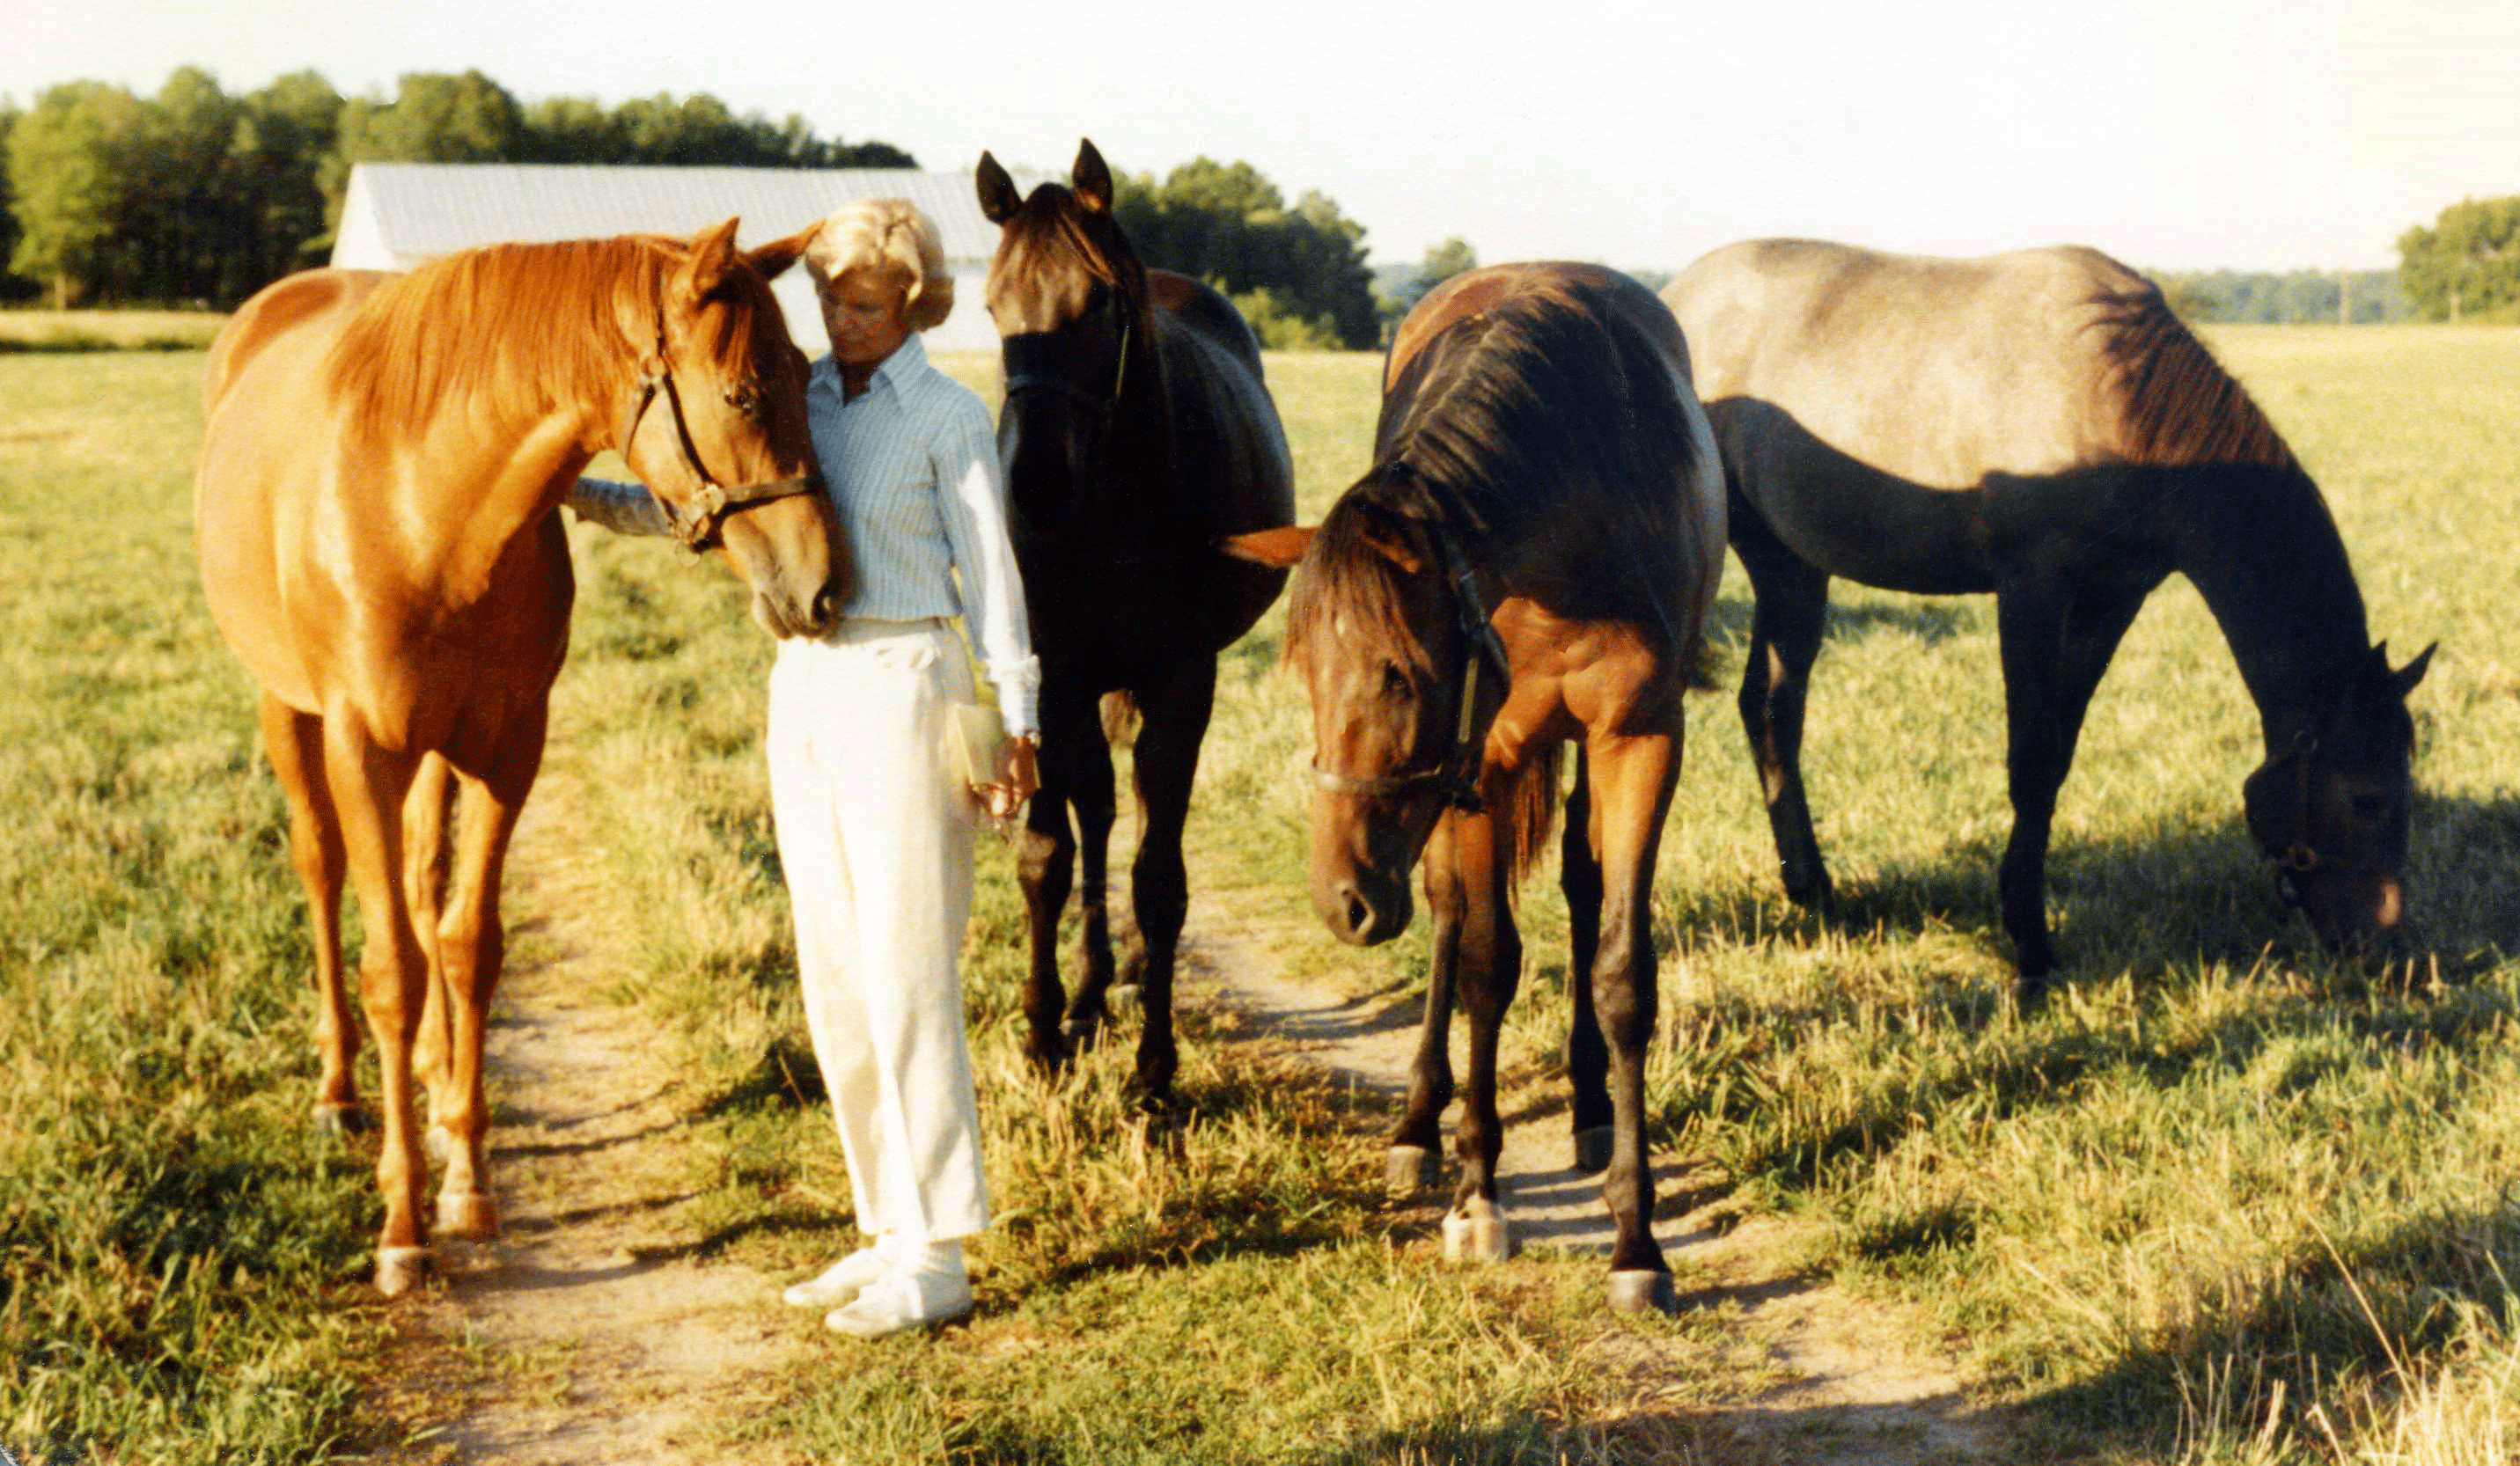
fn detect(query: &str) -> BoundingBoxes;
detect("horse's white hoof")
[1572,1125,1615,1174]
[436,1188,500,1241]
[374,1245,430,1299]
[312,1102,365,1135]
[423,1125,456,1163]
[1441,1200,1513,1263]
[1606,1269,1678,1316]
[1386,1145,1440,1195]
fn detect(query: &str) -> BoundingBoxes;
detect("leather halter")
[1003,312,1132,420]
[616,291,820,553]
[2263,729,2324,908]
[1310,529,1510,816]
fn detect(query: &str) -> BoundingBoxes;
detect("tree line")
[0,67,913,308]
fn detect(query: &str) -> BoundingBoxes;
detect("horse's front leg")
[1441,800,1519,1264]
[1118,656,1217,1103]
[430,700,547,1242]
[1586,722,1683,1315]
[320,711,433,1297]
[1017,679,1094,1071]
[1390,817,1462,1194]
[1561,744,1614,1174]
[1059,710,1120,1046]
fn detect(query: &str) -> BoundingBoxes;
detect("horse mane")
[2088,284,2297,471]
[324,236,687,443]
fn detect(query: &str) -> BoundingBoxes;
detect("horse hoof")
[312,1103,367,1135]
[1606,1269,1678,1316]
[1385,1145,1440,1195]
[436,1189,500,1241]
[1441,1204,1513,1263]
[2015,971,2053,1008]
[1571,1126,1614,1174]
[374,1245,430,1299]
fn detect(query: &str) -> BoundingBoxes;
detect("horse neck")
[2171,462,2373,750]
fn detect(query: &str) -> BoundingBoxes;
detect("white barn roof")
[330,162,1052,352]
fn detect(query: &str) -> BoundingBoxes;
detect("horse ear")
[1072,138,1113,215]
[743,223,819,283]
[1221,526,1315,568]
[675,217,744,303]
[2391,641,2437,700]
[1357,525,1425,575]
[976,151,1021,225]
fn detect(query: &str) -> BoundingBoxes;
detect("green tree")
[2399,196,2520,323]
[0,101,28,301]
[1111,158,1378,348]
[320,70,525,228]
[522,95,628,163]
[6,80,147,306]
[231,70,343,284]
[138,66,242,303]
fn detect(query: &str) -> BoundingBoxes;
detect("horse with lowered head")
[196,219,842,1294]
[1663,238,2431,994]
[974,140,1295,1099]
[1229,262,1726,1313]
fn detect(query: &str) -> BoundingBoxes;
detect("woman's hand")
[981,734,1039,821]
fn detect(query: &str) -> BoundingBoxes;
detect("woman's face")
[820,264,914,372]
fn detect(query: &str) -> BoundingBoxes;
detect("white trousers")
[766,619,989,1244]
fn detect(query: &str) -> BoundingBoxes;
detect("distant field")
[0,309,230,352]
[4,325,2516,1463]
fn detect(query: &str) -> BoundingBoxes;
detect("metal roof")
[339,162,1053,265]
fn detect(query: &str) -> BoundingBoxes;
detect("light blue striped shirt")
[570,332,1039,734]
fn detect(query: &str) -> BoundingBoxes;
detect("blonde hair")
[807,198,954,333]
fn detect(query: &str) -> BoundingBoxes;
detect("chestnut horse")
[974,142,1294,1098]
[196,220,842,1294]
[1229,263,1725,1313]
[1663,240,2431,995]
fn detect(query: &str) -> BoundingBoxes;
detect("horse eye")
[724,386,763,419]
[1380,663,1413,700]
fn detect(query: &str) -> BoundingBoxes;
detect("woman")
[569,200,1037,1338]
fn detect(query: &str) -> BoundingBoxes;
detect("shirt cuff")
[986,655,1041,738]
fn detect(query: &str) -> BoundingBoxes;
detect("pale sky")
[11,0,2514,273]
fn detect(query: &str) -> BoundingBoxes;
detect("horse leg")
[319,711,433,1297]
[1730,491,1835,910]
[401,754,455,1158]
[1121,656,1217,1103]
[1995,585,2149,996]
[1561,744,1614,1174]
[1585,724,1684,1315]
[261,693,359,1132]
[1017,678,1091,1070]
[1441,806,1519,1264]
[1060,714,1120,1046]
[430,702,546,1241]
[1391,816,1462,1194]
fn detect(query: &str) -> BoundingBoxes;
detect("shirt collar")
[814,332,929,403]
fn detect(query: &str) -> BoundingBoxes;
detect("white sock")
[878,1235,963,1278]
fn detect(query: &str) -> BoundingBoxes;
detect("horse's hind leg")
[1120,656,1217,1102]
[430,702,547,1241]
[1017,676,1091,1070]
[1730,492,1834,910]
[1391,817,1462,1194]
[319,713,433,1297]
[261,693,359,1132]
[1995,584,2149,995]
[1561,745,1614,1174]
[1059,712,1120,1046]
[1585,724,1683,1315]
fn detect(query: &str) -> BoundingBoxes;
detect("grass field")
[3,325,2516,1463]
[0,310,229,352]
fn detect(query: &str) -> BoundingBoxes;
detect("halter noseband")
[2261,729,2324,908]
[1310,529,1510,816]
[617,290,821,553]
[1002,310,1132,421]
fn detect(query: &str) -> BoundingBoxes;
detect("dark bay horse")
[196,220,841,1294]
[974,141,1295,1098]
[1663,239,2431,993]
[1228,263,1726,1313]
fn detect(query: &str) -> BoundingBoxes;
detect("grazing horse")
[973,141,1295,1098]
[1663,239,2431,993]
[1228,263,1726,1314]
[195,220,842,1295]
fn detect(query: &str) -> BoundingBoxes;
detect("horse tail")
[1500,742,1566,898]
[1099,691,1140,747]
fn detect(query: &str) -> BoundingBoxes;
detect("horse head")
[2244,641,2435,956]
[1231,494,1508,947]
[975,141,1145,530]
[619,217,846,640]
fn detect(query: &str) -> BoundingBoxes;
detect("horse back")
[203,269,393,416]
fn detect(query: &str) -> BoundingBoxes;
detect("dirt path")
[370,775,804,1466]
[1177,876,2006,1466]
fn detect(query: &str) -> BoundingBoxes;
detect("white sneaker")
[824,1264,974,1338]
[782,1245,889,1309]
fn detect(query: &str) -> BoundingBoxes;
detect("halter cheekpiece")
[616,286,821,552]
[1309,527,1510,816]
